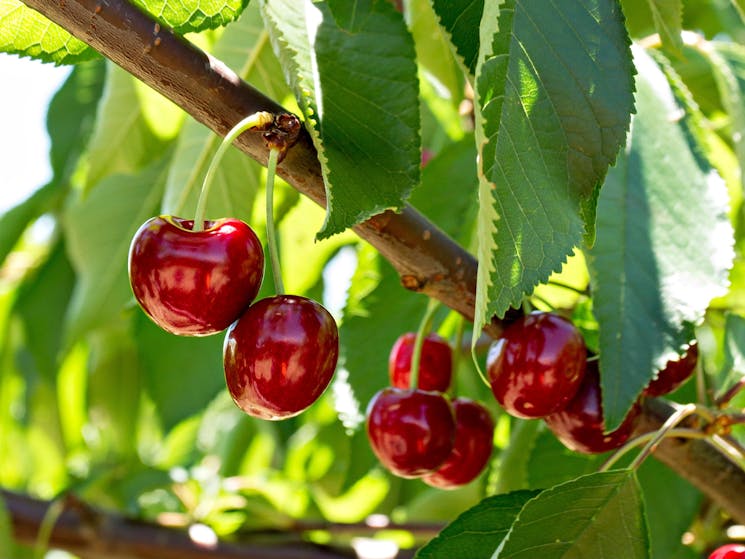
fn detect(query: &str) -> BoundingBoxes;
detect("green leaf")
[134,312,226,432]
[0,182,58,267]
[408,0,464,101]
[0,0,96,63]
[587,48,734,429]
[85,63,170,191]
[261,0,420,239]
[430,0,483,75]
[495,470,649,559]
[472,0,634,330]
[638,459,701,559]
[646,0,684,54]
[415,490,540,559]
[13,240,76,381]
[63,157,168,343]
[47,59,107,181]
[705,42,745,191]
[162,2,289,221]
[720,313,745,396]
[131,0,248,33]
[87,322,142,458]
[526,427,605,489]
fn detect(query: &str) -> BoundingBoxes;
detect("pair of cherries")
[486,312,698,454]
[128,215,338,420]
[366,333,495,489]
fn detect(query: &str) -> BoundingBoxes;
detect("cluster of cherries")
[366,333,495,489]
[127,215,339,420]
[486,312,699,454]
[365,309,699,485]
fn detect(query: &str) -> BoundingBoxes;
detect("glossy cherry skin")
[423,398,494,489]
[223,295,339,420]
[644,343,699,397]
[366,387,456,478]
[709,544,745,559]
[388,332,453,392]
[128,216,264,336]
[486,312,587,419]
[544,362,641,454]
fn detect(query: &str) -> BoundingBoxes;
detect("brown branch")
[4,490,429,559]
[17,0,745,536]
[634,399,745,525]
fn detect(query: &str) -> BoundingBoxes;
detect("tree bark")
[15,0,745,536]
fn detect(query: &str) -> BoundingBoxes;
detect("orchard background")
[2,0,745,557]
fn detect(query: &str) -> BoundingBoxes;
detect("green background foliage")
[1,0,745,557]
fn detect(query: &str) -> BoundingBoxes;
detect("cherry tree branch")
[4,489,428,559]
[17,0,745,531]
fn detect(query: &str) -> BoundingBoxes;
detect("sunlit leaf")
[0,0,96,63]
[473,0,634,331]
[260,0,420,238]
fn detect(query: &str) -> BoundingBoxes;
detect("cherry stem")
[716,377,745,408]
[193,111,274,232]
[265,148,284,295]
[598,427,707,472]
[34,496,65,559]
[409,298,440,391]
[547,279,589,296]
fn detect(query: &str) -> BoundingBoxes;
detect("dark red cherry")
[128,216,264,336]
[709,544,745,559]
[644,343,698,397]
[486,312,587,419]
[388,332,453,392]
[366,387,456,478]
[223,295,339,420]
[544,362,641,454]
[423,398,494,489]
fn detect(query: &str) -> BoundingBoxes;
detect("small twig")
[716,377,745,408]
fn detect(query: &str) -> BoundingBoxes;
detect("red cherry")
[388,332,453,392]
[223,295,339,420]
[366,387,456,478]
[709,544,745,559]
[486,312,587,419]
[423,398,494,489]
[544,362,641,454]
[644,343,698,397]
[128,216,264,336]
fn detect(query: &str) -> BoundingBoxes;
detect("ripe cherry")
[644,343,699,397]
[128,216,264,336]
[544,362,641,454]
[709,544,745,559]
[223,295,339,420]
[486,312,587,419]
[423,398,494,489]
[366,387,456,478]
[388,332,452,392]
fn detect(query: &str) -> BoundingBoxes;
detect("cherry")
[128,216,264,336]
[366,387,456,478]
[709,544,745,559]
[486,312,587,419]
[223,295,339,420]
[388,332,453,392]
[423,398,494,489]
[544,362,641,454]
[644,343,699,397]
